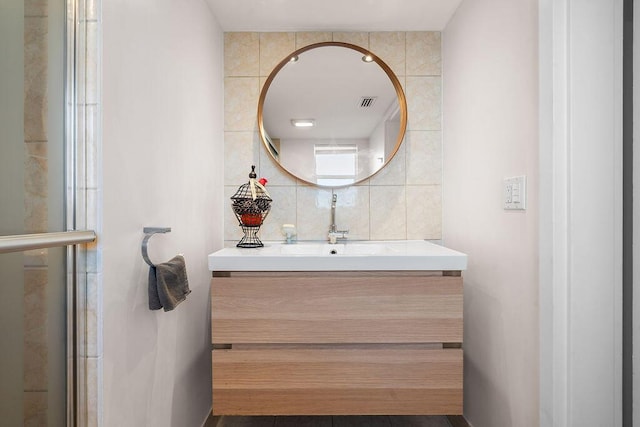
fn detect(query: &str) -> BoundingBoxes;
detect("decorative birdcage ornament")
[231,166,272,248]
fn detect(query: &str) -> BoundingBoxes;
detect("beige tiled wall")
[224,32,442,243]
[23,0,49,422]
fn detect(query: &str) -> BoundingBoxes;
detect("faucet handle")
[328,229,349,244]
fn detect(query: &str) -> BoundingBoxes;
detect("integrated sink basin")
[208,240,467,271]
[279,242,392,256]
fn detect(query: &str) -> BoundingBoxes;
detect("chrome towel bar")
[0,230,96,254]
[142,227,171,266]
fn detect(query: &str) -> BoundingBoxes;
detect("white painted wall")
[102,1,224,425]
[442,0,539,426]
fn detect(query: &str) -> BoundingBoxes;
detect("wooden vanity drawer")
[211,273,463,344]
[212,347,463,415]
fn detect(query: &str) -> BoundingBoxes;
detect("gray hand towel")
[148,255,191,312]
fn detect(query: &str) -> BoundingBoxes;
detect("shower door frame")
[64,0,101,425]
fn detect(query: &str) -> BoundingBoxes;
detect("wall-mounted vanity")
[213,41,463,416]
[209,240,467,415]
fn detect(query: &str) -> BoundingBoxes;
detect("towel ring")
[142,227,171,267]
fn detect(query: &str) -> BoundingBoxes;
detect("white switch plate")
[504,176,526,210]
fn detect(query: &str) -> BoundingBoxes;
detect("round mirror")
[258,42,407,187]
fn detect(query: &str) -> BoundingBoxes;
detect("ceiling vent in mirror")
[359,97,377,108]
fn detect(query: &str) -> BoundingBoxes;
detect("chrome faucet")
[330,194,337,233]
[328,193,349,244]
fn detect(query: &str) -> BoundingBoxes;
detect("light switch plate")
[504,176,526,210]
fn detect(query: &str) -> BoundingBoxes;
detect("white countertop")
[208,240,467,271]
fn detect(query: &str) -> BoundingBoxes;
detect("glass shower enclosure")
[0,0,98,425]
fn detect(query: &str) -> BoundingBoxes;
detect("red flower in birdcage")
[230,166,272,248]
[240,213,263,226]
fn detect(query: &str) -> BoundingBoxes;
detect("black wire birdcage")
[231,166,272,248]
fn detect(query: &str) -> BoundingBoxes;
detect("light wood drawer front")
[211,275,462,344]
[212,348,463,415]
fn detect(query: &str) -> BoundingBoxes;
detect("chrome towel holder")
[142,227,171,266]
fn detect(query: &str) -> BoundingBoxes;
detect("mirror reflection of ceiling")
[206,0,463,31]
[263,46,396,141]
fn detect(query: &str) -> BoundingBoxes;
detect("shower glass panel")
[0,0,68,424]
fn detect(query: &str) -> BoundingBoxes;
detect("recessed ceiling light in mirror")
[362,54,374,63]
[291,119,315,127]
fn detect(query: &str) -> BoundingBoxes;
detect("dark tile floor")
[207,415,453,427]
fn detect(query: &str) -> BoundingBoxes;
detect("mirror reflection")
[258,42,407,187]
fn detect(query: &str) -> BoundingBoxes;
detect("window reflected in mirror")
[314,145,357,187]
